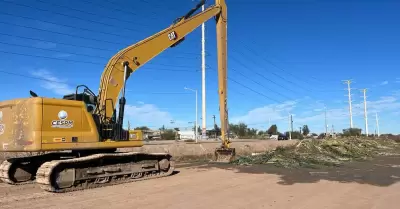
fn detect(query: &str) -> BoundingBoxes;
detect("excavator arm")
[95,0,234,162]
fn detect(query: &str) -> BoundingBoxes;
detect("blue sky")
[0,0,400,134]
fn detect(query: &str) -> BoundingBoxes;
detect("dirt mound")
[232,137,400,168]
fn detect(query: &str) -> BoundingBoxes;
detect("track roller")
[36,152,175,193]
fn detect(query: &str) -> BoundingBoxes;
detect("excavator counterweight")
[0,0,234,192]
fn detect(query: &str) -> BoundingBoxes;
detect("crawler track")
[0,153,74,185]
[36,152,175,193]
[0,160,35,185]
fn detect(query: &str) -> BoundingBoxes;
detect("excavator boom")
[97,3,220,123]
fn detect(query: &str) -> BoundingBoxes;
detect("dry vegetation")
[232,137,400,168]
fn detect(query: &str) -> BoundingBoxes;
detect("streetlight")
[184,87,198,143]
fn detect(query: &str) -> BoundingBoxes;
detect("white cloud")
[125,104,188,129]
[380,81,389,85]
[30,69,74,95]
[230,100,297,125]
[231,94,400,133]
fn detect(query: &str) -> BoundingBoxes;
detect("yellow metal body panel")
[0,97,143,152]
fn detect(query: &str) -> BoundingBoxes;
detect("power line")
[0,11,137,40]
[0,21,127,45]
[0,21,205,57]
[228,77,284,103]
[1,0,142,33]
[0,70,200,96]
[79,0,159,20]
[239,37,335,85]
[229,67,294,101]
[102,0,169,19]
[0,33,201,61]
[0,50,198,72]
[0,70,72,84]
[35,0,150,27]
[226,53,303,95]
[230,48,313,93]
[0,32,117,52]
[207,66,285,103]
[0,40,108,59]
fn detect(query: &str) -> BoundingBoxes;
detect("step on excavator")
[0,0,235,192]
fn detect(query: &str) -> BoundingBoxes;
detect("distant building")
[178,130,196,140]
[270,135,278,140]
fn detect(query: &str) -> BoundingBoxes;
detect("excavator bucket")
[214,147,236,163]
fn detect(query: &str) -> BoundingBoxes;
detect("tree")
[228,122,260,138]
[286,131,304,140]
[160,129,175,140]
[214,124,221,132]
[247,128,258,137]
[237,122,248,137]
[258,130,265,136]
[302,125,310,136]
[174,128,180,131]
[134,126,150,131]
[267,124,278,135]
[343,128,362,137]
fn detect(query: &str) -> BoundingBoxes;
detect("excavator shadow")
[183,154,400,187]
[171,171,180,176]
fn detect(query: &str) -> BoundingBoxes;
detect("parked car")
[278,134,288,140]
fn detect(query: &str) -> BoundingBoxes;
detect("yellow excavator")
[0,0,235,192]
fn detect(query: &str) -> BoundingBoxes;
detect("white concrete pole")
[201,4,207,139]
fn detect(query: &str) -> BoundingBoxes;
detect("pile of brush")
[231,137,399,168]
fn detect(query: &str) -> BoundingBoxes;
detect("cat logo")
[51,110,74,128]
[168,31,177,41]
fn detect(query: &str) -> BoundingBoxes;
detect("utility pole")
[361,88,369,136]
[375,112,380,137]
[212,114,216,139]
[343,80,354,128]
[184,87,198,143]
[201,4,207,139]
[290,114,293,133]
[324,106,328,136]
[288,113,292,140]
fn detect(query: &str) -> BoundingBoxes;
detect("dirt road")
[1,154,400,209]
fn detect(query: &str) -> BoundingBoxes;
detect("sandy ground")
[0,154,400,209]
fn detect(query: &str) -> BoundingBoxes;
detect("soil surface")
[1,154,400,209]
